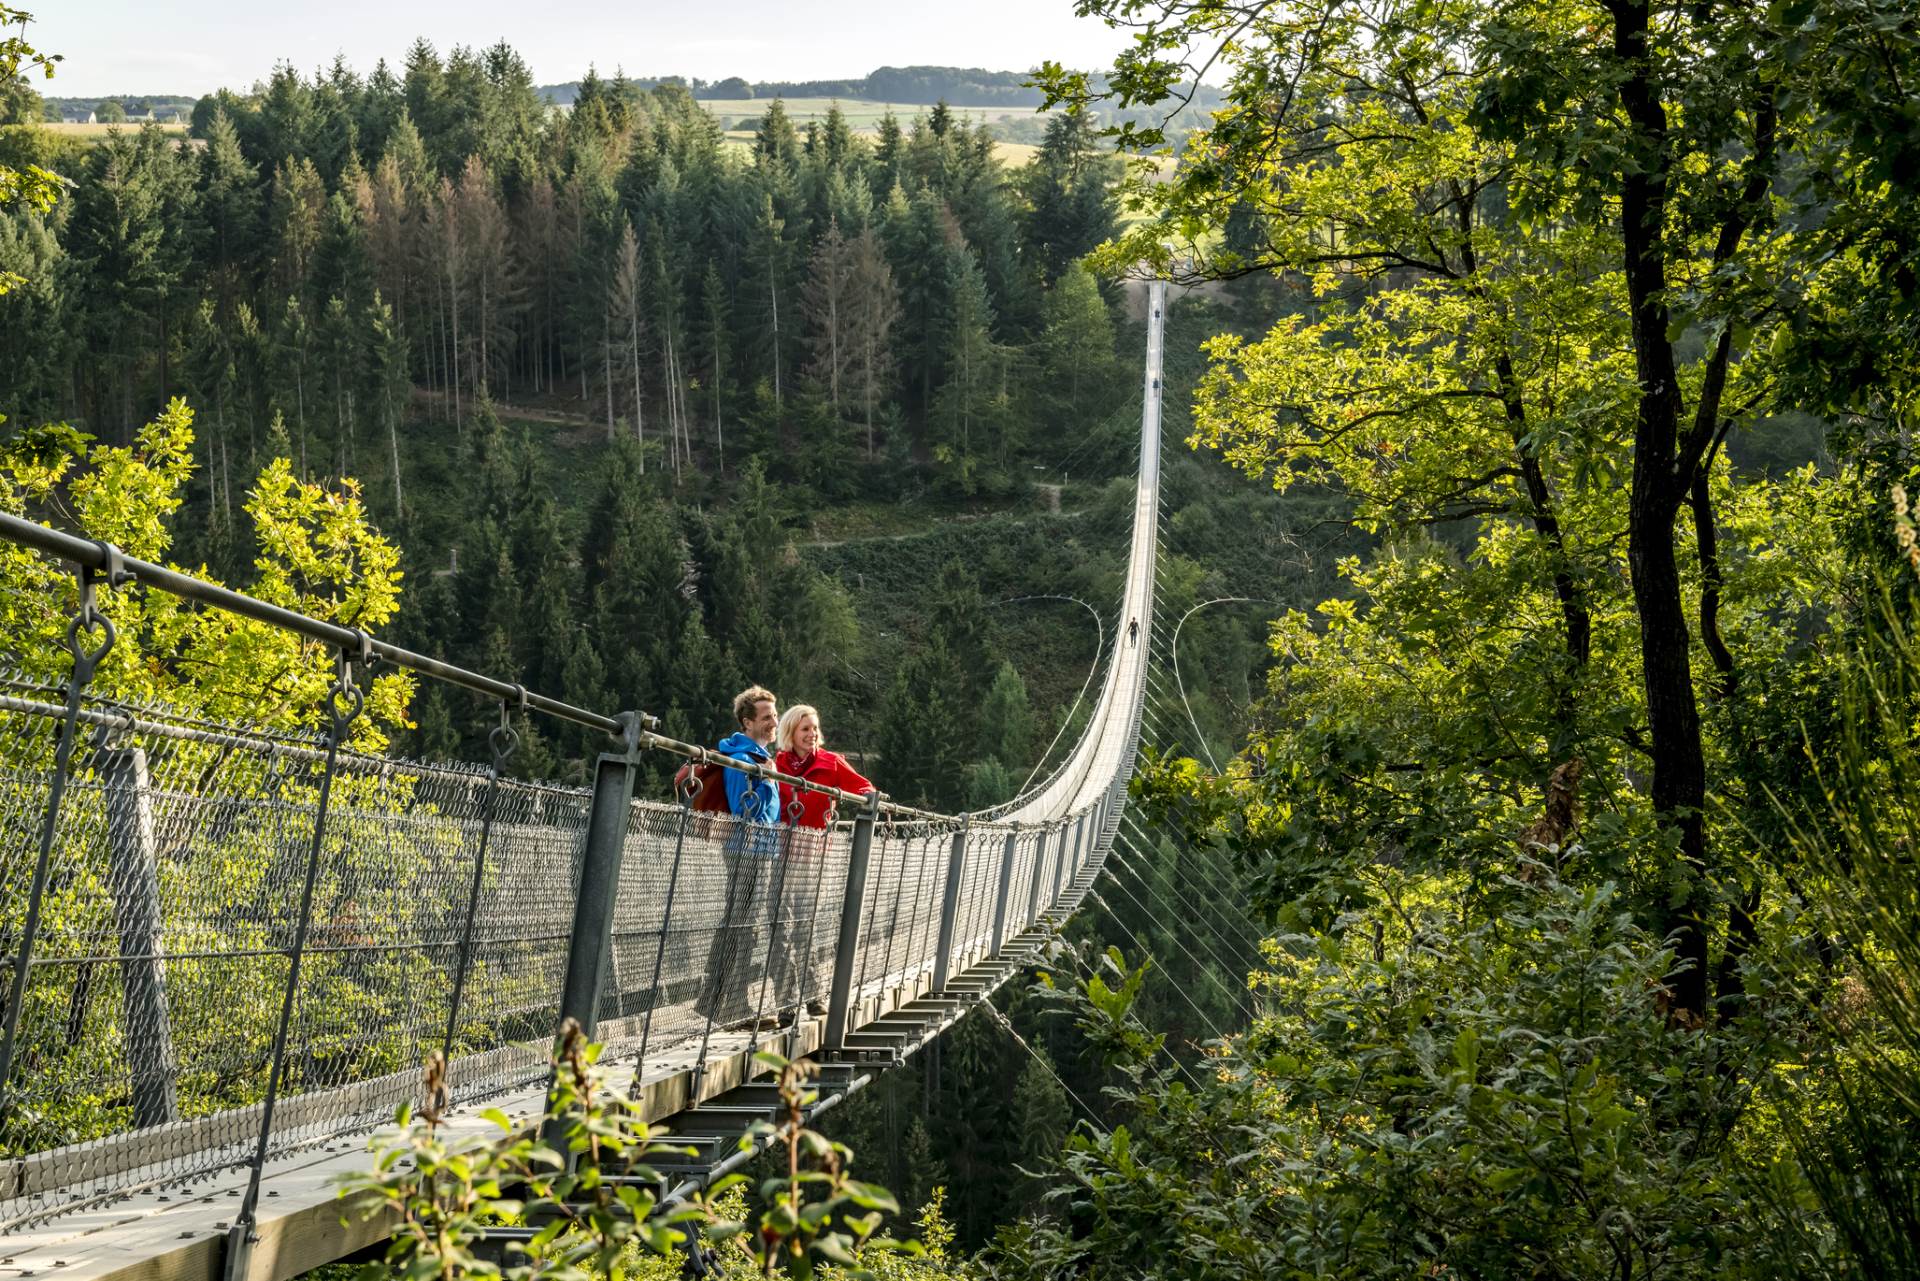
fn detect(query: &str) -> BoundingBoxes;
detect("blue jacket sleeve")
[724,760,755,817]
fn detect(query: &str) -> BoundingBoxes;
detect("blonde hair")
[776,704,822,754]
[732,685,776,728]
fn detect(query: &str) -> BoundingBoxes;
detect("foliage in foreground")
[0,399,413,743]
[341,1025,956,1280]
[990,877,1819,1280]
[1775,580,1920,1276]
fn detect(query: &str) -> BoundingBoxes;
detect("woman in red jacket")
[772,704,873,1017]
[776,704,874,828]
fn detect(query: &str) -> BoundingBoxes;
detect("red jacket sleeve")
[828,754,873,795]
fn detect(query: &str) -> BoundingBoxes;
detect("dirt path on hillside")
[801,493,1086,548]
[410,387,599,426]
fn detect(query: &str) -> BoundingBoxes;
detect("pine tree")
[845,226,900,457]
[1039,259,1117,407]
[259,63,315,167]
[800,218,856,412]
[898,1115,950,1226]
[519,175,560,393]
[929,251,1005,484]
[696,260,730,471]
[365,152,414,342]
[272,294,313,474]
[197,108,262,318]
[320,293,360,474]
[184,297,239,524]
[743,191,792,409]
[311,189,370,309]
[754,98,801,172]
[453,155,513,399]
[608,218,647,461]
[874,633,971,808]
[268,155,326,303]
[873,112,903,187]
[882,182,960,417]
[1011,1043,1069,1193]
[0,211,68,423]
[820,103,856,170]
[978,661,1035,770]
[62,130,191,436]
[368,290,410,521]
[1021,109,1120,285]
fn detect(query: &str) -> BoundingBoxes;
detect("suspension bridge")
[0,281,1245,1281]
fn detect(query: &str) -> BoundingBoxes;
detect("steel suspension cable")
[1095,851,1253,1026]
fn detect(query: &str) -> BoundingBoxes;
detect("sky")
[37,0,1135,97]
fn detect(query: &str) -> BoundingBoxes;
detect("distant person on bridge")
[694,685,783,1026]
[773,704,873,1017]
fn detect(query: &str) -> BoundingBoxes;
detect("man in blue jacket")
[718,686,780,825]
[694,685,786,1024]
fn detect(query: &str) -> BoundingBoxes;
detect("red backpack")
[672,760,733,813]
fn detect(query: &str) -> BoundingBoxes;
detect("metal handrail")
[0,510,949,822]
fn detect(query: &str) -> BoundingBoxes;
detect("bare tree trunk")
[449,258,463,426]
[714,352,725,475]
[1614,0,1709,1021]
[661,330,677,476]
[632,312,645,465]
[294,364,307,478]
[387,384,405,521]
[603,308,616,444]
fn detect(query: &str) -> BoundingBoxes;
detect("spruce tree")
[197,108,262,318]
[978,661,1035,771]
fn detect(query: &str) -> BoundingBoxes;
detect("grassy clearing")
[38,121,189,138]
[697,97,1034,129]
[718,130,1041,168]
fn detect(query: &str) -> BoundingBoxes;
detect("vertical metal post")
[1051,817,1076,910]
[1026,824,1054,926]
[98,747,178,1128]
[990,826,1018,956]
[1076,815,1089,892]
[555,739,641,1041]
[544,732,640,1149]
[930,817,970,993]
[823,805,876,1050]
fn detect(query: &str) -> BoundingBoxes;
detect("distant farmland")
[37,121,190,139]
[698,97,1035,129]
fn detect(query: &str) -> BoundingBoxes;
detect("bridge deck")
[1,884,1096,1281]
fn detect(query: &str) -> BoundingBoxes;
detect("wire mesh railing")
[0,670,1113,1236]
[0,702,1128,1248]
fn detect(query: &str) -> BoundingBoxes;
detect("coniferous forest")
[11,0,1920,1276]
[0,35,1215,795]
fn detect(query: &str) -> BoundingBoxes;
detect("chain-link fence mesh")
[0,669,600,1231]
[1,662,1112,1236]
